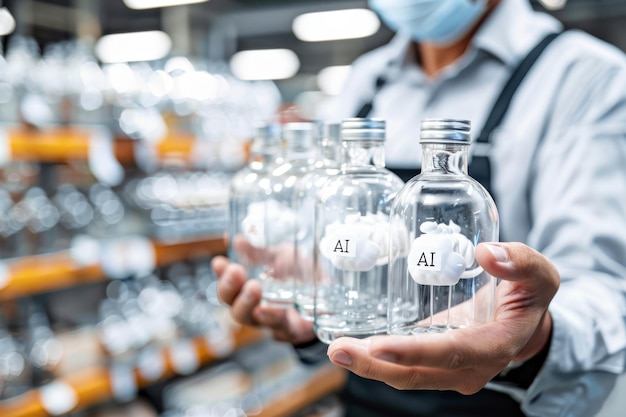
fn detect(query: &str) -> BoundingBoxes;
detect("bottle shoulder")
[317,167,405,200]
[397,173,498,212]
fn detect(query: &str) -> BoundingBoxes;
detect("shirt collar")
[377,0,563,78]
[472,0,563,68]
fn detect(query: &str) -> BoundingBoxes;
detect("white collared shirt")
[321,0,626,415]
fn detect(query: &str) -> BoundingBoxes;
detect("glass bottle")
[227,123,282,282]
[313,118,404,343]
[254,122,319,307]
[294,122,341,320]
[387,119,499,335]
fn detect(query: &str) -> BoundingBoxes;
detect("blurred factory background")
[0,1,624,417]
[1,0,625,109]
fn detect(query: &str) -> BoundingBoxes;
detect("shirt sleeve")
[520,52,626,416]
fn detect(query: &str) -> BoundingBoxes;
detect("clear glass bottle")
[227,123,282,282]
[387,119,499,334]
[255,122,319,307]
[313,118,405,343]
[294,122,341,320]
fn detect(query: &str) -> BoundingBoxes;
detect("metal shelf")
[0,236,227,300]
[0,326,265,417]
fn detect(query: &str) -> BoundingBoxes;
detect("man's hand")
[326,242,559,394]
[212,255,316,345]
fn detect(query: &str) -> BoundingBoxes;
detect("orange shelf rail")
[0,236,227,300]
[256,364,348,417]
[5,126,201,166]
[7,126,135,165]
[0,326,265,417]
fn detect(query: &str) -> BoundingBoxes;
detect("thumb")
[476,242,559,288]
[477,242,559,362]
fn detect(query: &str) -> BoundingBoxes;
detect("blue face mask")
[369,0,488,45]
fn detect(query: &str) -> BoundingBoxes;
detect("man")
[214,0,626,415]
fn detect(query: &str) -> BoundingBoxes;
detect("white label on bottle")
[242,199,297,248]
[320,213,396,271]
[408,234,465,286]
[412,250,443,271]
[170,339,199,375]
[110,364,137,402]
[0,126,11,166]
[39,381,79,416]
[329,233,357,258]
[243,214,265,245]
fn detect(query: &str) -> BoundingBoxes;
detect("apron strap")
[469,32,563,197]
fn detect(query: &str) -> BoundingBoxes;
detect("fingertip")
[328,349,353,367]
[242,280,263,303]
[230,281,263,324]
[328,337,369,354]
[480,243,510,263]
[476,242,516,279]
[211,256,229,276]
[217,263,248,305]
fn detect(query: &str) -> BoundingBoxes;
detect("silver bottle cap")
[321,122,341,143]
[283,122,315,149]
[341,118,386,141]
[420,119,471,144]
[254,123,281,146]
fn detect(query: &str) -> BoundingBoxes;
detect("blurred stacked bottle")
[313,118,405,343]
[293,122,341,320]
[237,122,319,308]
[228,122,283,287]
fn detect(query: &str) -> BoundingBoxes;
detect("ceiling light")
[123,0,209,10]
[317,65,352,96]
[96,31,172,64]
[293,9,380,42]
[164,56,195,74]
[538,0,567,10]
[0,7,16,36]
[230,49,300,81]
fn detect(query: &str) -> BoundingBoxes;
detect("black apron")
[355,32,562,197]
[344,32,562,417]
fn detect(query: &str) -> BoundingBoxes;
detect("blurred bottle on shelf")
[2,36,40,125]
[123,170,230,240]
[87,182,128,239]
[52,184,95,249]
[0,318,32,400]
[20,301,63,386]
[0,187,27,258]
[18,187,61,255]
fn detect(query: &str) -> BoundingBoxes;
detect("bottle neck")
[421,143,469,174]
[284,138,318,162]
[248,139,281,168]
[341,140,386,168]
[318,138,340,164]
